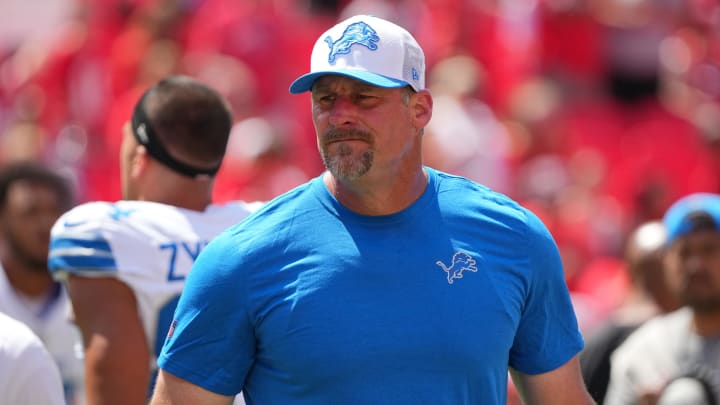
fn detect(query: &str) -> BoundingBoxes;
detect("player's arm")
[151,369,234,405]
[510,355,596,405]
[67,275,150,405]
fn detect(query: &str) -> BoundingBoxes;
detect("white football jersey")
[0,312,66,405]
[0,263,85,404]
[48,200,258,370]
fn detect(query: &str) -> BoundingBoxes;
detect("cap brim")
[664,193,720,244]
[289,70,409,94]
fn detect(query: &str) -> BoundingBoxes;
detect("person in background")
[605,193,720,404]
[48,75,259,405]
[0,311,66,405]
[151,15,594,405]
[0,161,84,404]
[581,220,681,404]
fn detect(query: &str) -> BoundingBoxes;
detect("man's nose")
[328,96,358,127]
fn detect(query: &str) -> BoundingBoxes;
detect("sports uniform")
[0,311,66,405]
[605,307,720,404]
[158,168,584,404]
[0,262,84,404]
[605,193,720,404]
[48,200,257,381]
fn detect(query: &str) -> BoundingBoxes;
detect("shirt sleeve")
[157,230,254,397]
[508,208,585,374]
[48,202,120,279]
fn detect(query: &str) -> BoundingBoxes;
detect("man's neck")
[135,167,215,212]
[139,182,214,212]
[324,167,428,216]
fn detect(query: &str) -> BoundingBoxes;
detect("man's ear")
[412,89,433,129]
[131,145,149,178]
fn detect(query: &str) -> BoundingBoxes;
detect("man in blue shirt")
[152,15,594,405]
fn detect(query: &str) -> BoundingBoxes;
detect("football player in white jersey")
[0,162,85,405]
[48,76,259,405]
[0,312,66,405]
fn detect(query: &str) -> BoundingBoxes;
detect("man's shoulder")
[53,200,252,234]
[54,200,174,225]
[207,184,318,252]
[55,201,116,228]
[432,168,524,211]
[51,201,147,242]
[203,200,261,220]
[235,181,316,222]
[431,168,540,234]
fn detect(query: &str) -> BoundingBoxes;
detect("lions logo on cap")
[325,21,380,64]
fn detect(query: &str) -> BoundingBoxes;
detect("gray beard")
[322,144,373,181]
[319,124,375,182]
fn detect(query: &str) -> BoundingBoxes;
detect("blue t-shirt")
[158,168,583,404]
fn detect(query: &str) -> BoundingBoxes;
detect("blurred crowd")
[1,0,719,334]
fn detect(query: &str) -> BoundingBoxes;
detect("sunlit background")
[1,0,719,337]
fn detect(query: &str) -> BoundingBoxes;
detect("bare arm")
[67,275,150,405]
[151,369,234,405]
[510,355,596,405]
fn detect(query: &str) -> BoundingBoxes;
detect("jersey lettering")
[161,241,209,281]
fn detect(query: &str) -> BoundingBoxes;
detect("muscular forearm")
[84,334,150,405]
[68,276,152,405]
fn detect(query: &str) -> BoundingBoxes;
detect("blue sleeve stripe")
[48,237,117,272]
[48,255,117,272]
[50,237,112,253]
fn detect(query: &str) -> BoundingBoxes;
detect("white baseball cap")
[289,15,425,94]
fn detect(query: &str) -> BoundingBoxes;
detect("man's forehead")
[312,75,384,92]
[671,229,720,249]
[7,181,57,205]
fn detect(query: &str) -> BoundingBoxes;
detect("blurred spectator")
[0,162,84,404]
[605,193,720,404]
[580,220,681,404]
